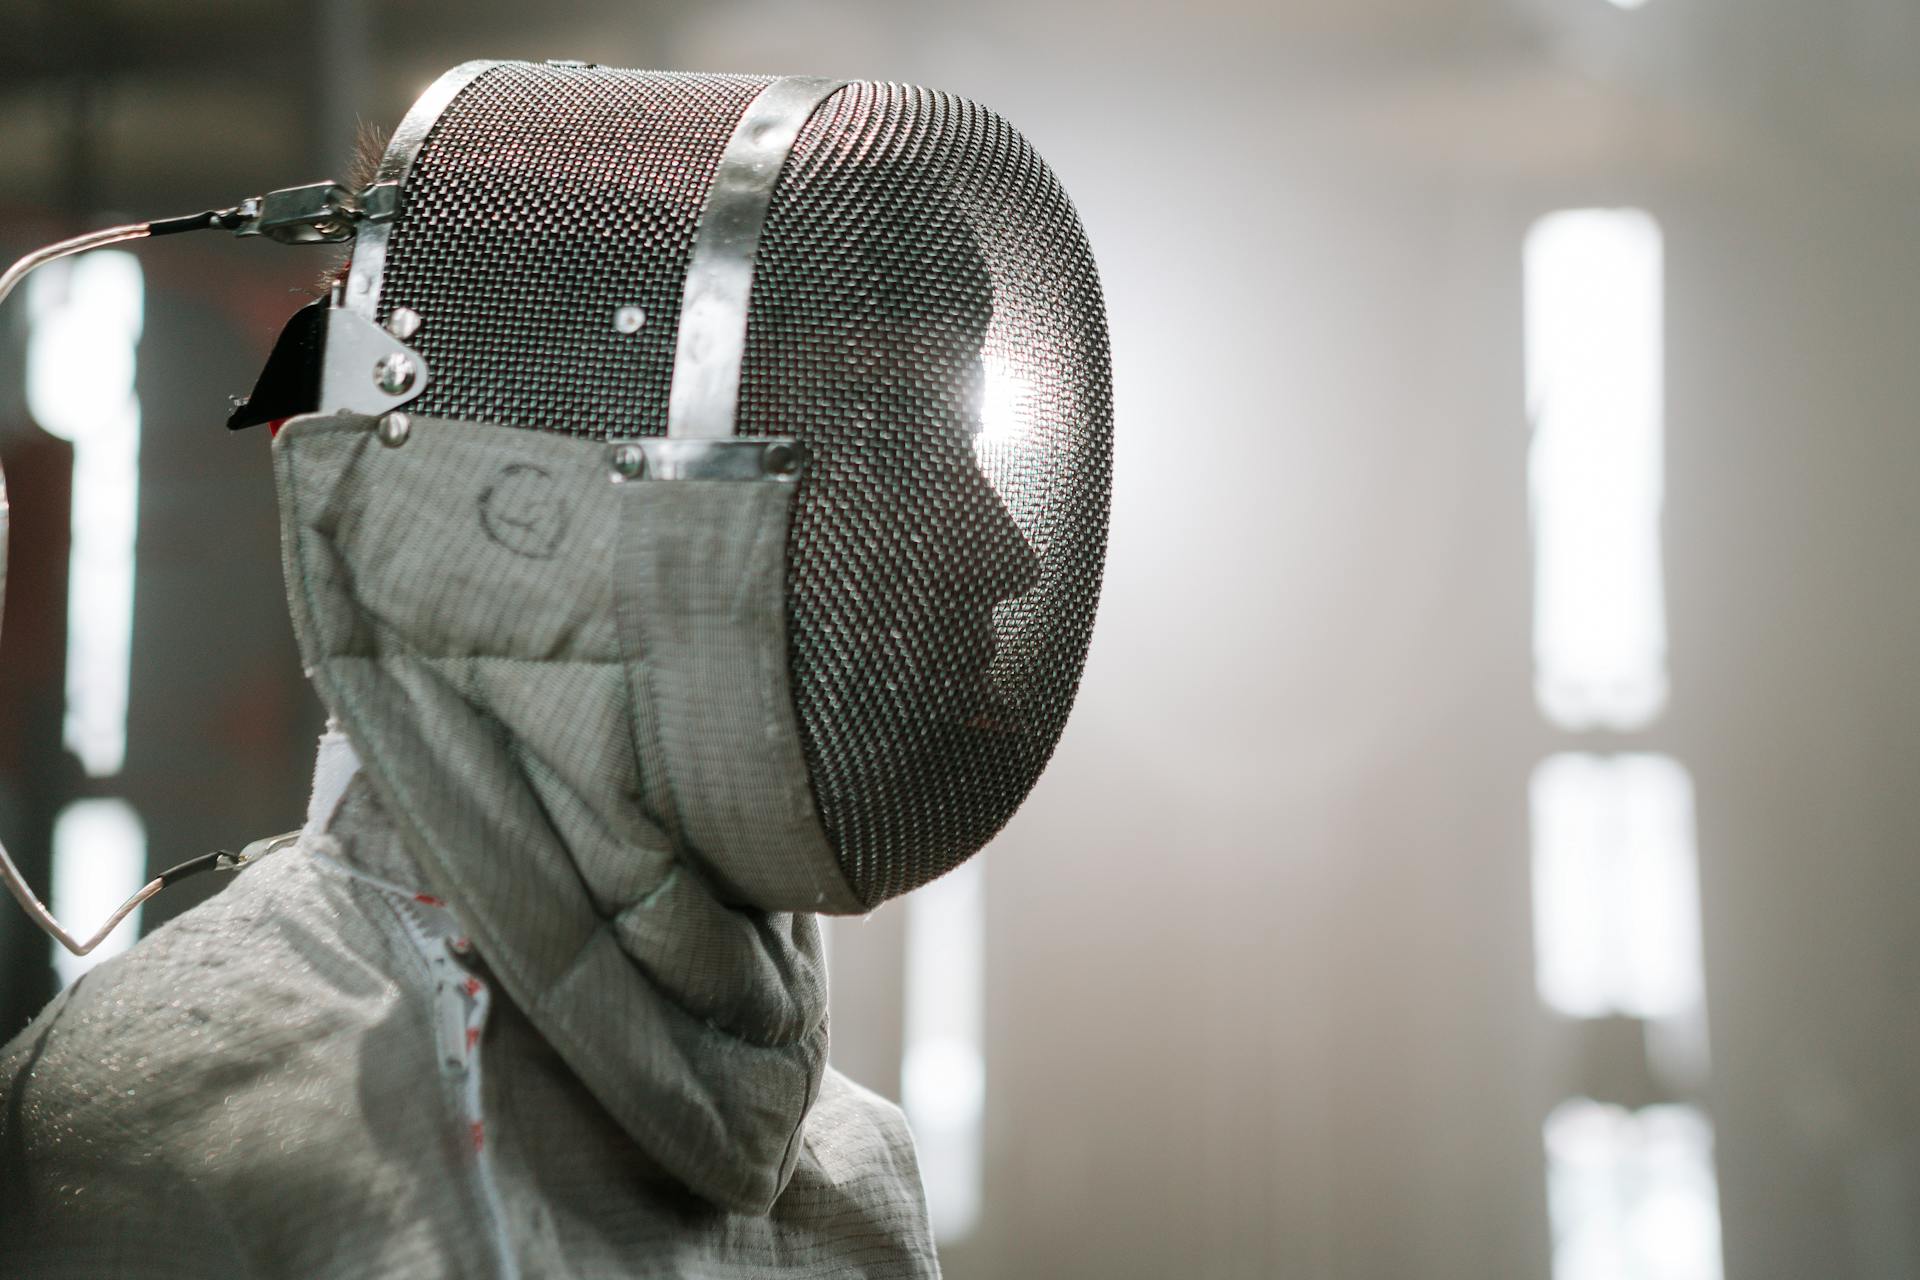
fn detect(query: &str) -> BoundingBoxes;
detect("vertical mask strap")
[342,59,498,322]
[666,76,848,441]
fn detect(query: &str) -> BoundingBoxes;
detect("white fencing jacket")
[0,732,936,1277]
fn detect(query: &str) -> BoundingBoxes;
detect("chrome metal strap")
[666,76,847,440]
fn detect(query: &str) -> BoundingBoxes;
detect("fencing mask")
[0,59,1111,953]
[296,62,1112,912]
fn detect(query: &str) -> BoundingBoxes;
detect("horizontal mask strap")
[605,437,806,483]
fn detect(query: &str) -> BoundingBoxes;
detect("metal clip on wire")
[227,179,400,245]
[0,179,385,957]
[0,178,398,310]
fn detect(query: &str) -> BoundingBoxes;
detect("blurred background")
[3,0,1918,1276]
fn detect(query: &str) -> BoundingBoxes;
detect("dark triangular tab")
[227,299,329,430]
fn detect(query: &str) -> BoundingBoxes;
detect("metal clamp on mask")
[0,176,406,958]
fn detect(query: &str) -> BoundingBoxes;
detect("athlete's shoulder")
[782,1069,938,1269]
[809,1067,925,1180]
[0,854,334,1277]
[0,847,376,1151]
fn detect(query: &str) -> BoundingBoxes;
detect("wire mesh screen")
[369,65,1112,907]
[743,82,1112,904]
[376,65,769,436]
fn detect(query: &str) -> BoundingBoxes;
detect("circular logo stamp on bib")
[478,464,568,560]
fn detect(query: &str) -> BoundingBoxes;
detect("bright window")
[26,251,145,778]
[1531,753,1705,1021]
[49,798,148,985]
[902,857,986,1242]
[1525,209,1667,731]
[1546,1099,1725,1280]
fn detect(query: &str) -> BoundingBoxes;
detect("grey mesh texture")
[0,795,939,1278]
[378,66,770,437]
[368,63,1112,907]
[742,82,1112,904]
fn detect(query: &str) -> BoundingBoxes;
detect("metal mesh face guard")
[366,63,1112,906]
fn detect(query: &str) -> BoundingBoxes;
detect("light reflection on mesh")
[744,82,1111,904]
